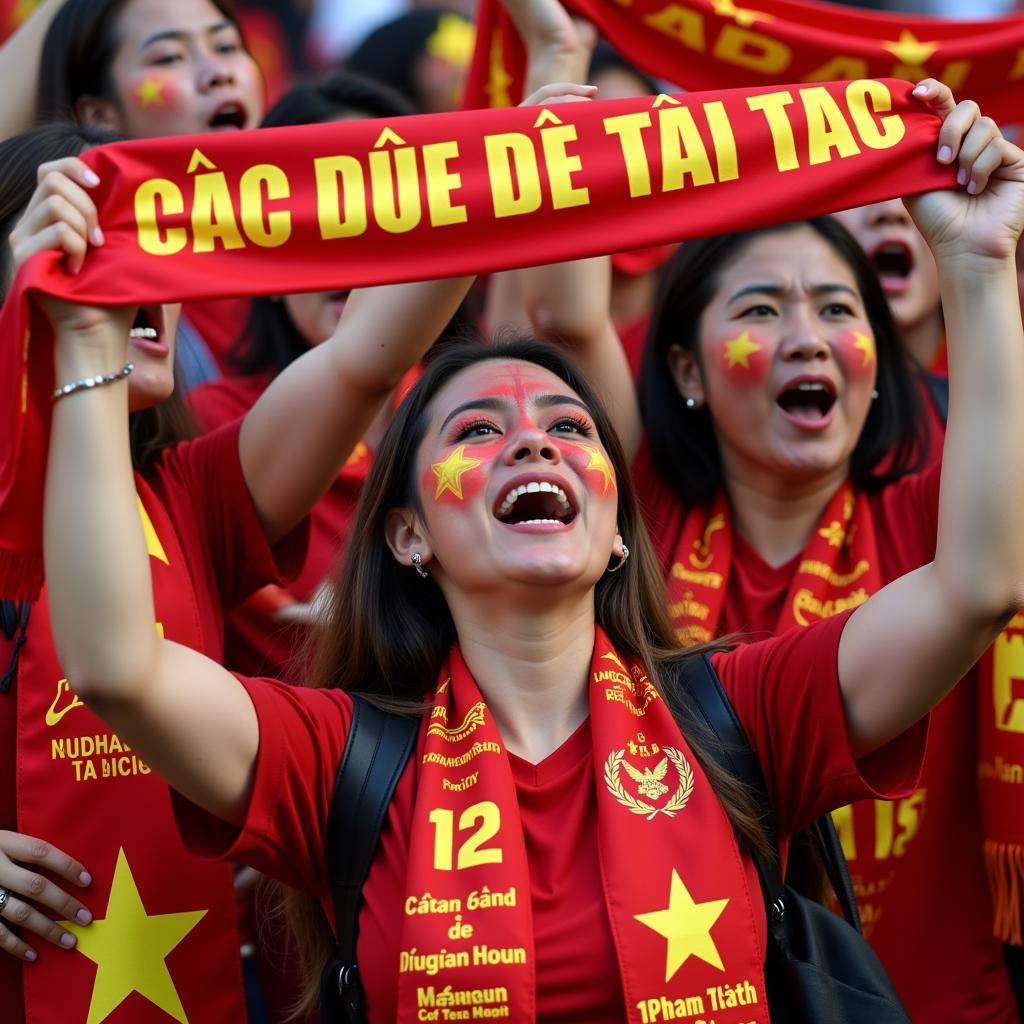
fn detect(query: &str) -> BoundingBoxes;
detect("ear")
[668,343,706,409]
[75,94,123,132]
[611,528,626,560]
[385,507,433,569]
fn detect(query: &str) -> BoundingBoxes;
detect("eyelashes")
[449,413,595,444]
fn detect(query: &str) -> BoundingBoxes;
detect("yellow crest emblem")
[603,747,695,820]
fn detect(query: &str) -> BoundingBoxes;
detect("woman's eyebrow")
[140,22,234,50]
[727,282,859,303]
[534,394,592,414]
[439,397,506,433]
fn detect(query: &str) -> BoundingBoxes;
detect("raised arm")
[838,81,1024,754]
[0,0,62,143]
[505,0,643,458]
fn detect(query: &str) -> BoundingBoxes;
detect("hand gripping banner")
[465,0,1024,124]
[0,79,951,598]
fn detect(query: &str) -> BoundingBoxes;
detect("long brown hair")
[283,338,771,1015]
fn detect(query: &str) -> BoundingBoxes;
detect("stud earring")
[411,553,429,579]
[685,397,697,409]
[871,389,879,401]
[607,544,630,573]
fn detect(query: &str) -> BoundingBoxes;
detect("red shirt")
[0,421,307,1022]
[181,298,250,374]
[190,374,368,677]
[173,612,925,1023]
[633,448,1017,1024]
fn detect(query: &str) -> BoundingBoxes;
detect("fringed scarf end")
[985,840,1024,945]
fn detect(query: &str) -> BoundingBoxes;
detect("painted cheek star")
[428,445,485,503]
[559,440,616,496]
[836,328,877,377]
[720,330,767,384]
[132,74,172,110]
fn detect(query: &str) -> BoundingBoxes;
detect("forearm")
[44,328,159,700]
[934,254,1024,618]
[240,275,473,541]
[0,0,62,142]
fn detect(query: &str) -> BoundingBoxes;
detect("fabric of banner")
[16,475,246,1024]
[464,0,1024,125]
[0,78,951,600]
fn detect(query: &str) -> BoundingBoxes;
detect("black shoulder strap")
[322,695,419,1022]
[924,371,949,425]
[677,654,861,930]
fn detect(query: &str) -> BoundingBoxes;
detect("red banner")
[465,0,1024,125]
[0,79,951,599]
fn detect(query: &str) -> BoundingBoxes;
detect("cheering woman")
[37,79,1024,1021]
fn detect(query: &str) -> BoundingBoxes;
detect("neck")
[722,462,848,568]
[899,309,943,370]
[449,590,596,764]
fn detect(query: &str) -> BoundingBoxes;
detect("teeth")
[495,482,571,519]
[129,327,158,339]
[796,382,826,392]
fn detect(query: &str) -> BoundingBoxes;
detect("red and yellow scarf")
[466,0,1024,126]
[402,628,767,1023]
[17,476,244,1023]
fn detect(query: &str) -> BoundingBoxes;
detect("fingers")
[519,82,598,107]
[912,78,956,119]
[0,891,82,953]
[1,832,92,889]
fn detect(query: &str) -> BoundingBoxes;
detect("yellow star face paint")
[430,444,484,502]
[720,329,767,382]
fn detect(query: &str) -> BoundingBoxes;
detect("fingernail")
[83,169,100,186]
[24,949,36,962]
[913,85,927,96]
[967,179,978,194]
[60,933,76,948]
[90,227,104,246]
[76,908,92,924]
[956,167,967,185]
[937,145,952,162]
[79,871,91,885]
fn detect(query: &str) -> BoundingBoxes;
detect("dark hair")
[0,122,119,302]
[283,338,770,1013]
[588,40,659,97]
[640,218,925,505]
[227,71,416,377]
[0,123,198,468]
[37,0,242,124]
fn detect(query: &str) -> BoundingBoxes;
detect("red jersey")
[190,374,369,678]
[173,612,925,1023]
[633,446,1017,1024]
[0,421,308,1022]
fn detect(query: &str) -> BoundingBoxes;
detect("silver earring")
[685,397,697,409]
[871,389,879,401]
[411,553,429,579]
[608,544,630,573]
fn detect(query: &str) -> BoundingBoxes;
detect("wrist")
[54,324,129,381]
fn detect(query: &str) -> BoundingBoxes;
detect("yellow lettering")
[369,145,422,233]
[659,106,715,190]
[643,4,705,51]
[801,86,860,166]
[239,164,291,248]
[485,133,542,218]
[191,171,245,253]
[539,124,590,209]
[423,141,467,227]
[704,100,738,181]
[831,804,856,860]
[747,91,798,171]
[845,80,905,151]
[315,155,367,239]
[604,111,654,197]
[713,24,790,74]
[134,179,186,256]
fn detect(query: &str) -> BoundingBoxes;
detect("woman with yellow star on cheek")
[518,63,1021,1024]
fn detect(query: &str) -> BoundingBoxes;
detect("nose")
[779,310,830,364]
[864,198,911,228]
[198,50,236,92]
[506,424,560,465]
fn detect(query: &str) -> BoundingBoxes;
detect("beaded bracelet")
[52,362,134,401]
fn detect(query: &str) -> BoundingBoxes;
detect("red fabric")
[618,312,650,379]
[632,446,1016,1022]
[172,612,924,1022]
[0,80,953,599]
[611,242,677,277]
[466,0,1024,126]
[1,421,308,1024]
[181,298,251,375]
[190,373,369,677]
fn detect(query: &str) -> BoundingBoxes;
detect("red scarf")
[402,629,766,1023]
[465,0,1024,126]
[17,476,245,1023]
[0,81,950,599]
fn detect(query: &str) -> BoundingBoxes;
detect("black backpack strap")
[677,653,861,930]
[321,695,419,1023]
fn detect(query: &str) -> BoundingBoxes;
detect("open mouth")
[494,480,578,526]
[128,306,169,356]
[776,378,837,425]
[870,240,914,291]
[208,102,247,130]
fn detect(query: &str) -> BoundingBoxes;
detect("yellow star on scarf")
[724,331,763,369]
[62,849,206,1024]
[134,76,166,108]
[431,445,482,501]
[578,443,614,494]
[710,0,773,27]
[852,331,876,368]
[635,869,730,982]
[882,30,939,67]
[344,440,368,469]
[818,521,847,549]
[485,29,513,107]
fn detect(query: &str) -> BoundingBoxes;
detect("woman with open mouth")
[35,64,1024,1024]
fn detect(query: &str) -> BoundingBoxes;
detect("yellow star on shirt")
[635,869,730,982]
[852,331,876,368]
[578,443,615,494]
[62,848,206,1024]
[882,30,939,67]
[724,331,763,370]
[134,76,166,108]
[431,445,482,501]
